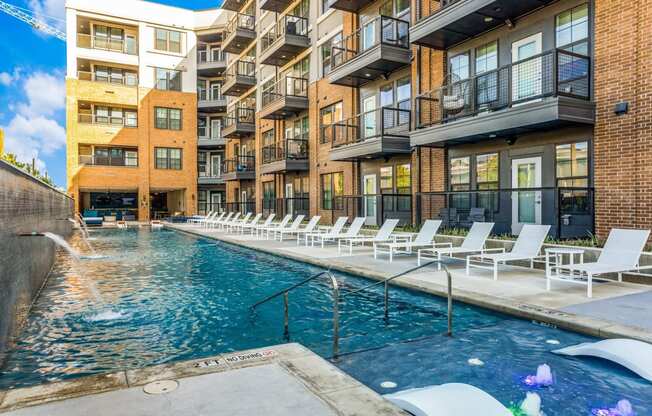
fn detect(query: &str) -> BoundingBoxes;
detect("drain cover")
[143,380,179,395]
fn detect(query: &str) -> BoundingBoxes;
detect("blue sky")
[0,0,220,188]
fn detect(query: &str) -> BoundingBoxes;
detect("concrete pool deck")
[0,343,406,415]
[169,223,652,343]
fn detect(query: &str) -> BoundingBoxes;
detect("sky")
[0,0,220,188]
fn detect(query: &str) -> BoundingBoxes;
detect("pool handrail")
[251,270,340,357]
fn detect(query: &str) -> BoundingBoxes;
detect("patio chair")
[418,222,495,270]
[187,210,213,224]
[547,228,651,297]
[309,217,365,248]
[459,207,486,228]
[242,213,275,235]
[211,212,238,230]
[206,212,231,228]
[266,215,305,240]
[225,212,252,232]
[273,215,321,243]
[256,214,292,237]
[300,217,347,246]
[338,219,400,255]
[439,207,458,228]
[466,224,551,281]
[373,220,442,263]
[230,213,262,233]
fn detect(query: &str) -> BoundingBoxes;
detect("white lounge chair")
[212,212,240,230]
[338,219,400,255]
[300,217,347,246]
[266,215,304,240]
[256,214,292,237]
[547,228,651,297]
[195,212,221,227]
[230,213,262,233]
[418,222,495,269]
[242,213,275,235]
[188,211,213,225]
[466,224,551,280]
[309,217,365,248]
[273,215,321,242]
[373,220,442,263]
[206,212,232,229]
[225,212,252,232]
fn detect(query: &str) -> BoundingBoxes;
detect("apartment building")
[65,0,228,220]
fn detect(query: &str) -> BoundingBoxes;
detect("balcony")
[412,50,595,147]
[75,71,139,106]
[259,0,293,13]
[78,113,138,128]
[79,154,138,167]
[222,108,255,138]
[198,89,227,113]
[411,0,557,49]
[222,156,256,181]
[198,126,226,147]
[223,13,256,54]
[77,70,138,87]
[326,0,375,13]
[322,107,411,161]
[260,138,309,174]
[198,175,225,185]
[329,16,411,87]
[259,76,309,120]
[222,60,256,96]
[197,49,227,77]
[76,33,138,55]
[259,15,310,67]
[221,0,248,11]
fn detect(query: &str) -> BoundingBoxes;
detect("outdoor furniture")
[82,210,103,227]
[547,228,652,297]
[217,212,243,230]
[338,219,400,255]
[273,215,321,242]
[226,212,252,232]
[266,215,304,240]
[188,211,214,224]
[545,247,585,280]
[300,217,347,246]
[308,217,365,248]
[256,214,292,237]
[373,220,442,263]
[231,213,262,233]
[207,212,234,229]
[466,224,551,280]
[438,208,458,228]
[199,212,223,227]
[460,207,486,228]
[243,214,275,234]
[418,222,495,269]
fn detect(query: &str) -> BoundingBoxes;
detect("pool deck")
[169,223,652,343]
[0,343,406,415]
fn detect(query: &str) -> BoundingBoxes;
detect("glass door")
[211,192,222,213]
[211,119,221,139]
[363,174,378,226]
[511,33,543,102]
[210,153,221,177]
[511,156,542,234]
[362,19,376,51]
[285,183,294,216]
[363,95,377,139]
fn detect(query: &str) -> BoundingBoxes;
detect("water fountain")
[519,392,544,416]
[592,399,635,416]
[523,364,553,387]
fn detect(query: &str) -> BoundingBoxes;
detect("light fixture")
[365,73,371,77]
[489,134,496,138]
[484,16,494,23]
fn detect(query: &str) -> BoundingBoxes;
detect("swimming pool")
[1,228,650,414]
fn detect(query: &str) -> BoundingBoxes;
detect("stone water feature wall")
[0,160,73,363]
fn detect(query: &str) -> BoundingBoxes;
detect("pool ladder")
[250,261,453,358]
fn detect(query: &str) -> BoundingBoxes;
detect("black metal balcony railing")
[322,194,413,226]
[261,76,308,108]
[76,33,138,55]
[415,187,594,239]
[197,49,226,63]
[79,154,138,167]
[77,71,138,87]
[225,201,256,214]
[321,107,411,146]
[78,114,138,128]
[226,13,255,36]
[260,15,309,52]
[224,107,255,127]
[225,60,256,79]
[331,16,409,70]
[198,201,225,216]
[262,139,309,164]
[223,155,255,174]
[416,49,591,129]
[262,197,309,218]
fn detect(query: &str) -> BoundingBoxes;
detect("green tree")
[1,153,55,186]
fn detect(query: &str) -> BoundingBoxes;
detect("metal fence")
[224,107,255,127]
[198,201,225,216]
[225,201,256,214]
[225,12,255,35]
[223,156,255,174]
[79,154,138,167]
[261,76,308,108]
[260,14,309,52]
[262,197,310,218]
[261,139,309,164]
[322,194,412,226]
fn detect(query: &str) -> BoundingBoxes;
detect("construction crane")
[0,0,66,41]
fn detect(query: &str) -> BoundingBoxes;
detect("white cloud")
[29,0,66,30]
[1,70,66,175]
[0,68,21,86]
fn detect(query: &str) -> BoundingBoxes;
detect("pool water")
[1,228,651,414]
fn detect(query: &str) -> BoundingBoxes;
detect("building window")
[321,32,342,76]
[155,147,182,170]
[449,53,470,81]
[321,172,343,210]
[198,152,207,177]
[450,156,470,209]
[263,182,275,211]
[320,101,343,143]
[155,107,182,130]
[198,117,207,137]
[556,3,589,55]
[380,167,393,193]
[556,141,589,214]
[476,153,499,211]
[155,68,181,91]
[155,28,182,53]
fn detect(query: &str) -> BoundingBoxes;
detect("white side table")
[545,247,585,279]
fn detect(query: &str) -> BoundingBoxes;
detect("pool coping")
[0,343,407,415]
[168,224,652,345]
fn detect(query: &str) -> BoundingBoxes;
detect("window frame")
[154,147,183,170]
[155,68,182,91]
[154,107,183,131]
[154,28,183,53]
[555,3,590,56]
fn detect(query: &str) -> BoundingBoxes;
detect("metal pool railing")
[250,260,453,358]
